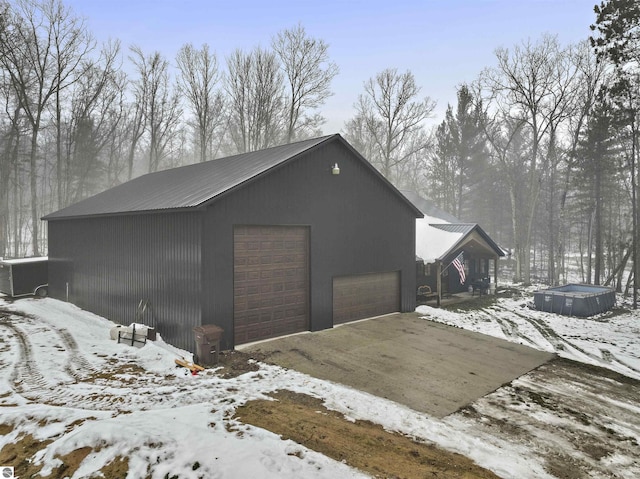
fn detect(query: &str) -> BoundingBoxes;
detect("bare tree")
[479,105,530,281]
[130,45,182,173]
[272,23,338,142]
[103,106,130,187]
[0,62,26,258]
[343,114,380,166]
[50,0,94,209]
[124,93,145,180]
[0,0,93,255]
[65,41,126,203]
[176,43,226,163]
[225,47,284,153]
[345,68,435,184]
[556,41,607,284]
[479,35,581,284]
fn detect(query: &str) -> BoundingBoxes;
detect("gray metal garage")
[44,134,422,351]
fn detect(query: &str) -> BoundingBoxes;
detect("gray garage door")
[234,225,309,344]
[333,271,400,324]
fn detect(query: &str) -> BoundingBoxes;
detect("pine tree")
[429,85,489,220]
[575,95,619,284]
[591,0,640,303]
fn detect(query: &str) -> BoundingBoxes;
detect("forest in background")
[0,0,638,298]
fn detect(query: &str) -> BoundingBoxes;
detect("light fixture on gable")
[332,163,340,175]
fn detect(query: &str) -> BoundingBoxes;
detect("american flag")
[452,252,465,284]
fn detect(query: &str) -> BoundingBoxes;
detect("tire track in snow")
[599,348,640,375]
[507,309,630,367]
[3,306,100,379]
[496,305,640,377]
[524,315,640,376]
[515,311,594,356]
[0,311,106,406]
[38,317,100,380]
[0,318,54,399]
[0,307,195,410]
[481,308,538,347]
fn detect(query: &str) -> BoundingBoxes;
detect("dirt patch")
[234,390,500,479]
[215,349,264,378]
[445,294,499,311]
[51,447,93,478]
[99,455,130,478]
[0,433,130,479]
[85,361,148,382]
[0,433,50,478]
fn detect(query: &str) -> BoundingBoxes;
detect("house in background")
[402,191,505,305]
[43,135,422,351]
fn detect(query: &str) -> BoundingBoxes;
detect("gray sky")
[66,0,597,133]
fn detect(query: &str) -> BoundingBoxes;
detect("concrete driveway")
[240,312,555,418]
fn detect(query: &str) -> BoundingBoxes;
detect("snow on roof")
[415,215,463,263]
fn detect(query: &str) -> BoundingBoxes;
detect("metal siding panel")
[6,260,48,296]
[48,212,202,352]
[0,262,12,296]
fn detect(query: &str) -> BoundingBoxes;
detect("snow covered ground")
[0,288,638,478]
[417,286,640,381]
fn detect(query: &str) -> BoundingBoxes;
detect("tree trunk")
[522,203,536,285]
[605,245,630,290]
[519,116,540,286]
[548,167,556,285]
[594,167,603,284]
[200,129,207,163]
[0,119,19,258]
[56,88,63,209]
[29,131,40,256]
[509,187,521,282]
[632,116,638,307]
[587,208,594,284]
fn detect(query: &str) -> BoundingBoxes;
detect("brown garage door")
[234,225,309,344]
[333,271,400,324]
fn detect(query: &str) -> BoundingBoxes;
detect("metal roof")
[44,135,335,220]
[431,223,505,259]
[44,134,423,221]
[430,223,476,234]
